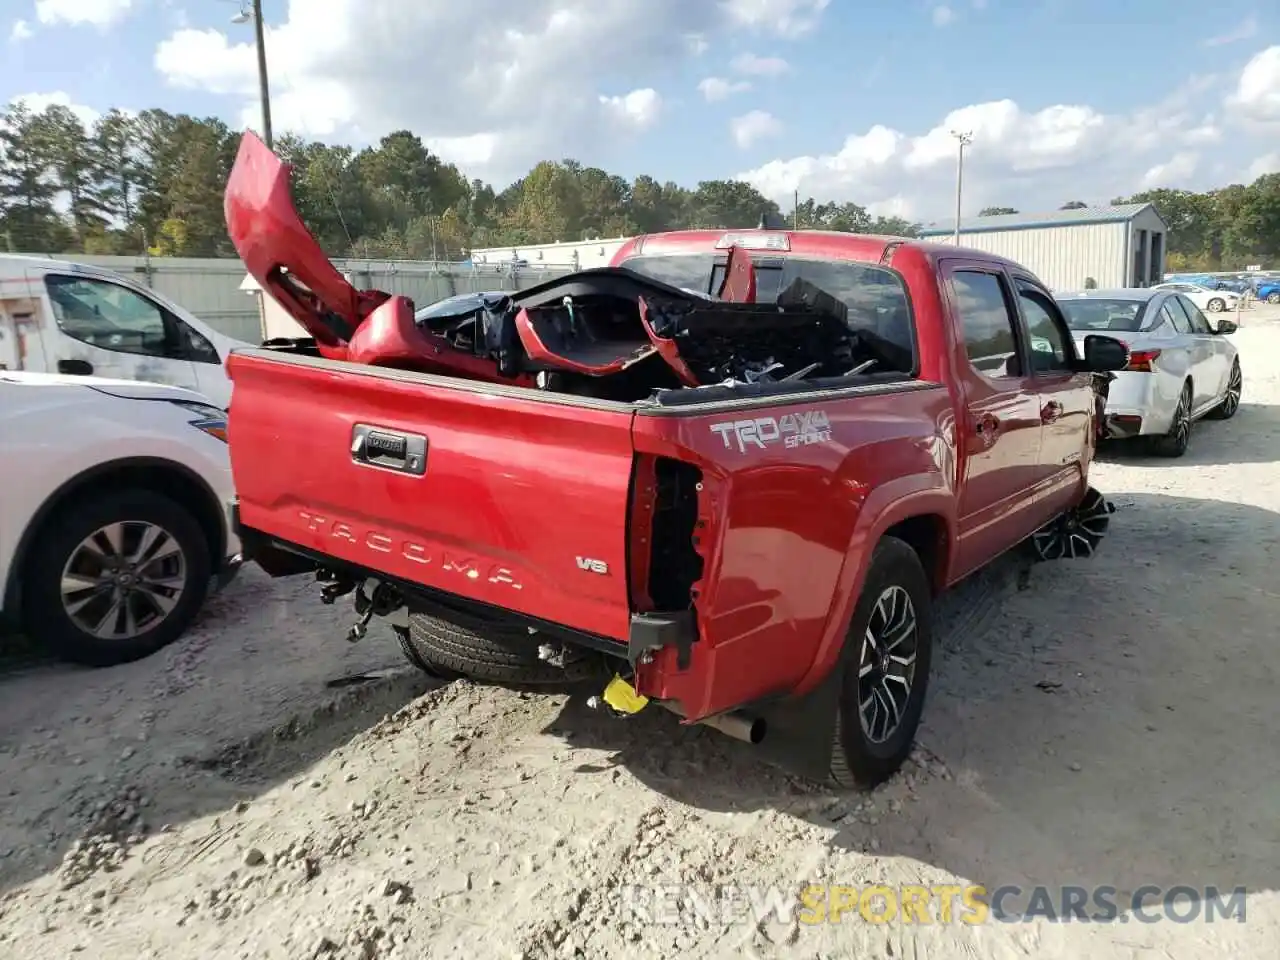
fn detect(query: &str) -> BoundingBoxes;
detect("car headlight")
[170,399,228,442]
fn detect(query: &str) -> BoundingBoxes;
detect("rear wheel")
[401,607,601,685]
[1205,359,1241,420]
[830,536,933,790]
[21,490,212,667]
[1149,382,1192,457]
[1206,298,1225,313]
[1267,292,1279,305]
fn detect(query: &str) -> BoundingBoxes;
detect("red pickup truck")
[223,133,1129,788]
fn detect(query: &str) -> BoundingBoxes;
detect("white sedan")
[1150,282,1240,314]
[1057,288,1241,457]
[0,372,241,666]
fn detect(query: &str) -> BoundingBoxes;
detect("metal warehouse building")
[916,203,1169,292]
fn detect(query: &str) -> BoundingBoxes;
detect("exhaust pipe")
[659,701,767,745]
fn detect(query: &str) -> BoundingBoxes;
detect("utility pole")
[233,0,273,149]
[794,188,800,230]
[950,130,973,246]
[252,0,273,149]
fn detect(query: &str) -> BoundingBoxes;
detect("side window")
[44,275,176,359]
[180,322,221,364]
[1014,281,1073,374]
[1163,299,1193,334]
[950,270,1021,378]
[1180,297,1212,334]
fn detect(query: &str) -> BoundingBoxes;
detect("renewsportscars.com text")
[616,883,1248,926]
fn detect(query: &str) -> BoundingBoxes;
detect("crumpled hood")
[224,132,387,356]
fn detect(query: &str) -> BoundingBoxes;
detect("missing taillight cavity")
[649,458,704,611]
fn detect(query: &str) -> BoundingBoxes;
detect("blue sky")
[3,0,1278,220]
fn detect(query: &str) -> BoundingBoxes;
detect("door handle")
[350,423,427,476]
[1041,400,1063,423]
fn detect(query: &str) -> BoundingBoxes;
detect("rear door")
[1009,277,1094,514]
[1176,295,1229,409]
[41,272,200,391]
[940,261,1048,578]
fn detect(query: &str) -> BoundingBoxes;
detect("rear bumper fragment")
[627,610,696,670]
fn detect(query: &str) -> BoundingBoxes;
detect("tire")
[1206,298,1225,313]
[1149,381,1192,458]
[829,536,934,790]
[21,489,211,667]
[403,608,597,685]
[1204,359,1242,420]
[1267,292,1280,305]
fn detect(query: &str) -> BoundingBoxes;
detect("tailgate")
[227,350,638,640]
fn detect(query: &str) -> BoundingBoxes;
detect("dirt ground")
[2,304,1278,959]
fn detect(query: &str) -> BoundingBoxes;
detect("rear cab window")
[617,252,918,375]
[1013,279,1073,374]
[948,270,1023,379]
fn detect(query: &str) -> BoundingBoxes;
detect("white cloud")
[735,68,1252,220]
[599,89,662,129]
[721,0,830,38]
[147,4,1274,215]
[8,91,101,128]
[1247,152,1279,180]
[1140,152,1199,189]
[731,110,783,148]
[35,0,134,28]
[1226,45,1280,123]
[699,77,752,101]
[932,5,955,27]
[731,53,789,76]
[1204,16,1257,47]
[9,19,33,42]
[153,1,739,182]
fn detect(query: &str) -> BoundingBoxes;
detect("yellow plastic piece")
[601,674,650,714]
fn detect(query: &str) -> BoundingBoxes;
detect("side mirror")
[1215,318,1238,335]
[1080,334,1129,372]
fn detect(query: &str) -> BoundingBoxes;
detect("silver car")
[1057,288,1242,457]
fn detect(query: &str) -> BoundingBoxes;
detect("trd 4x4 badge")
[710,410,833,453]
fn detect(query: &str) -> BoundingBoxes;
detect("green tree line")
[1,102,1276,268]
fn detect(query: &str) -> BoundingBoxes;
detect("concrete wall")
[469,237,632,268]
[30,254,576,343]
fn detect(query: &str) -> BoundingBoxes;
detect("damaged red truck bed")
[223,132,1129,788]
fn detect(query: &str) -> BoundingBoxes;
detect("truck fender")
[791,473,956,697]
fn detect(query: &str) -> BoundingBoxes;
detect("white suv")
[0,372,241,666]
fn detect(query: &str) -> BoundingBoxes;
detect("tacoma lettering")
[296,511,521,588]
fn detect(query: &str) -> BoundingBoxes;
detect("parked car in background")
[1204,276,1252,294]
[0,255,253,409]
[0,372,241,666]
[1254,277,1280,304]
[1057,288,1241,457]
[1150,281,1240,314]
[412,290,508,325]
